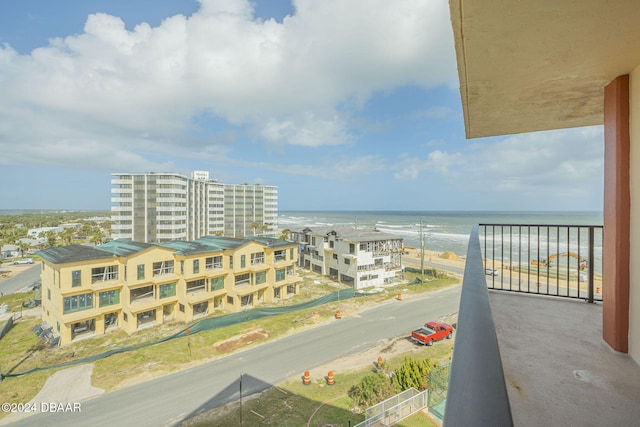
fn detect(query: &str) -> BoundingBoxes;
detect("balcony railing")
[480,224,603,303]
[445,225,513,426]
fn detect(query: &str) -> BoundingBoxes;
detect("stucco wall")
[629,65,640,365]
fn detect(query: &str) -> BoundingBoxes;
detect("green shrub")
[348,371,398,408]
[391,357,436,391]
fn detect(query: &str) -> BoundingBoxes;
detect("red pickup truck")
[411,321,453,346]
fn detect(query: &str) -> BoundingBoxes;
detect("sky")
[0,0,604,212]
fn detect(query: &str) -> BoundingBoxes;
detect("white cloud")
[0,0,456,170]
[394,150,464,180]
[394,126,604,207]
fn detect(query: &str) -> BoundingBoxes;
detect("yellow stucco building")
[38,236,300,345]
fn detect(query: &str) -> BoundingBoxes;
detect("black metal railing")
[445,225,513,426]
[480,224,603,303]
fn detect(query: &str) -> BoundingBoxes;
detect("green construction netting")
[2,288,357,379]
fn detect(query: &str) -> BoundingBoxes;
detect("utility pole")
[239,373,243,427]
[420,218,425,283]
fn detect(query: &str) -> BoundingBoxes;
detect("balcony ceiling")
[449,0,640,138]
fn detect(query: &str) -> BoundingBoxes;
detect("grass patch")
[0,291,37,312]
[183,343,454,426]
[396,411,440,427]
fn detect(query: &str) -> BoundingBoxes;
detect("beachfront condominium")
[291,226,404,290]
[111,171,277,242]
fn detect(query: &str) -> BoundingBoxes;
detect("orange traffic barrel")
[335,310,342,319]
[397,293,403,301]
[327,371,335,385]
[303,371,311,385]
[377,356,383,368]
[596,287,601,293]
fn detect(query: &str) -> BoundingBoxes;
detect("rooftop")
[38,236,296,264]
[298,226,403,243]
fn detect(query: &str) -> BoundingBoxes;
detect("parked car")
[411,321,453,346]
[485,268,499,276]
[13,258,34,265]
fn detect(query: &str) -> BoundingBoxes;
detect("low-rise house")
[27,226,63,239]
[1,244,18,260]
[291,226,404,290]
[38,236,300,345]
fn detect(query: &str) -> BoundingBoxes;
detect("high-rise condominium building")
[111,171,277,242]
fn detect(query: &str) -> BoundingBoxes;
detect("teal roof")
[38,236,295,264]
[99,240,154,257]
[38,245,120,264]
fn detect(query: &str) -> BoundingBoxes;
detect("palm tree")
[60,227,75,245]
[279,229,291,240]
[44,230,58,248]
[17,240,31,257]
[260,223,270,235]
[250,222,260,236]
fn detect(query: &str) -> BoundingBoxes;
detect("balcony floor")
[489,290,640,427]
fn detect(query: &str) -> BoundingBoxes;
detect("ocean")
[278,211,604,257]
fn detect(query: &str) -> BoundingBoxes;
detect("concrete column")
[629,66,640,364]
[603,74,630,353]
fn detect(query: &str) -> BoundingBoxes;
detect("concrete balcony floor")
[489,290,640,426]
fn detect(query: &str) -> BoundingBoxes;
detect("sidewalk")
[0,307,41,323]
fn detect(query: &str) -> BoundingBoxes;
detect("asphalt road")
[10,285,461,427]
[0,264,40,296]
[403,256,465,276]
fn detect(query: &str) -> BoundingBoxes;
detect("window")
[99,289,120,307]
[349,243,355,254]
[255,271,266,285]
[274,250,286,262]
[344,258,350,265]
[159,283,176,299]
[137,264,145,280]
[153,260,174,276]
[275,269,285,282]
[130,285,154,302]
[227,296,234,305]
[287,284,296,294]
[251,252,265,265]
[241,295,253,307]
[186,279,206,294]
[290,248,294,259]
[91,265,118,283]
[235,273,250,287]
[229,256,233,269]
[240,255,246,268]
[63,292,93,314]
[47,289,51,300]
[333,254,338,260]
[210,276,224,291]
[193,259,200,274]
[206,256,223,269]
[72,270,81,287]
[274,287,281,298]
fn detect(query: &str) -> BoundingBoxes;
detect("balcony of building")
[444,225,640,426]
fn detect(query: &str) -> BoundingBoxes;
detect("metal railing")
[480,224,603,303]
[445,225,513,426]
[354,388,428,427]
